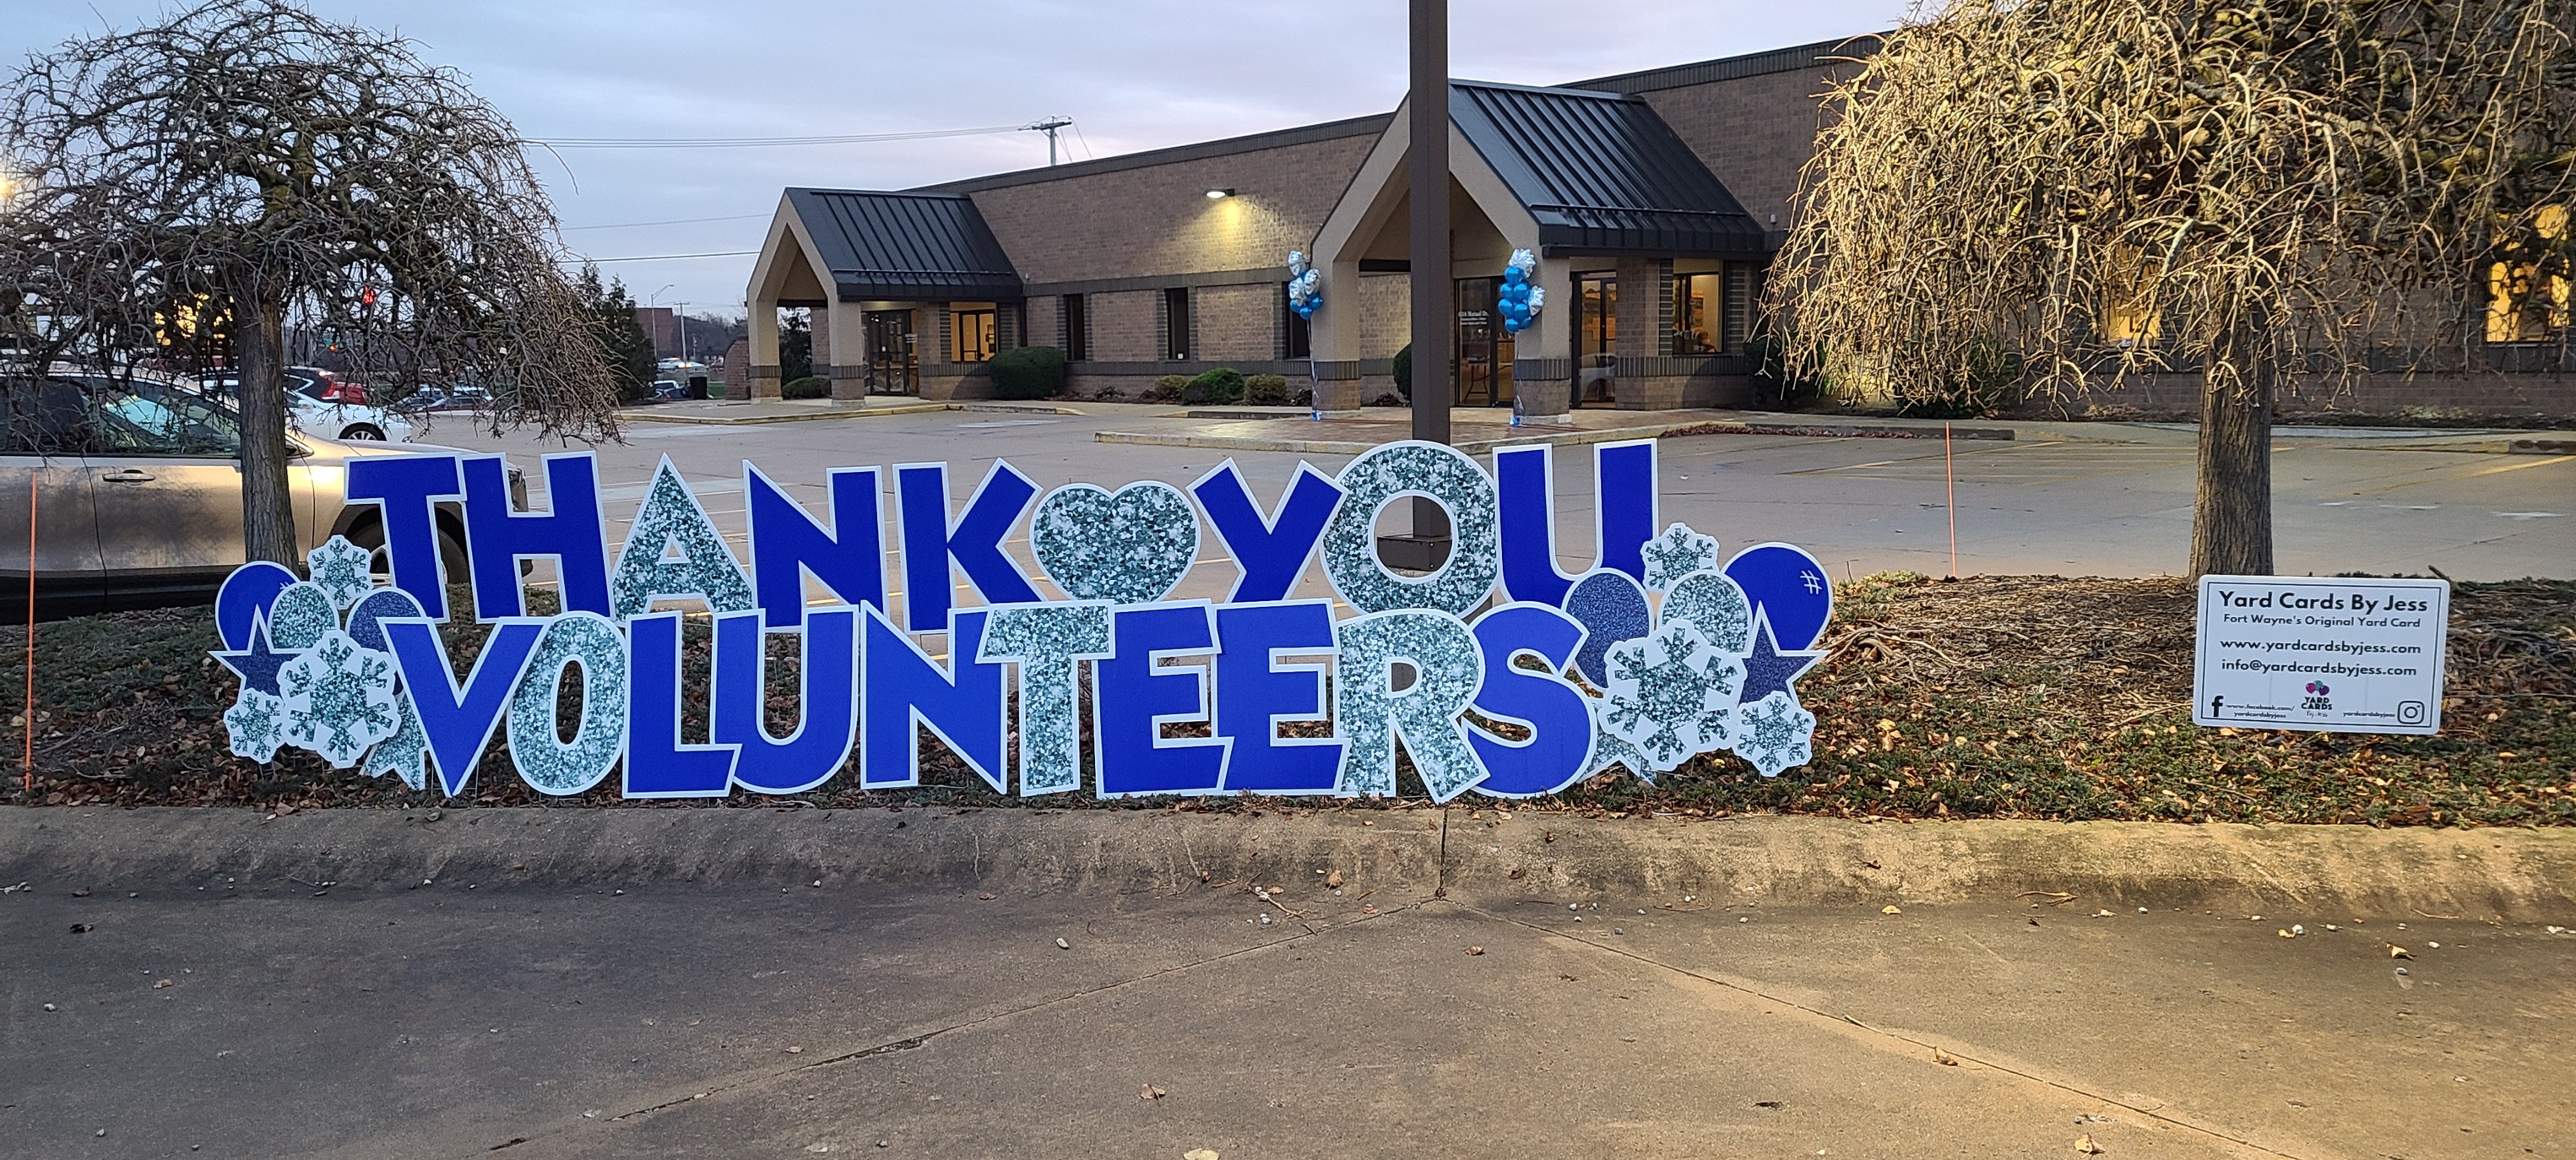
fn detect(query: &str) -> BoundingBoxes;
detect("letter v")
[383,619,546,797]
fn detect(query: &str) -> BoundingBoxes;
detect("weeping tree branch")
[0,0,620,563]
[1767,0,2574,575]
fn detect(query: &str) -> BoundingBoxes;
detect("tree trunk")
[234,293,301,566]
[2188,325,2275,577]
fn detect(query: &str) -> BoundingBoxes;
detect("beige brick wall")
[1359,273,1410,359]
[954,134,1380,285]
[1195,283,1281,363]
[1087,289,1163,362]
[1636,63,1856,230]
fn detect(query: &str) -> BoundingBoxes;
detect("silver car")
[1,371,510,616]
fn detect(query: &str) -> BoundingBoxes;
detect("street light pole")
[1405,0,1452,550]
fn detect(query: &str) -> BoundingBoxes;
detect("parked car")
[1,370,518,619]
[392,383,491,413]
[199,374,416,442]
[286,366,369,404]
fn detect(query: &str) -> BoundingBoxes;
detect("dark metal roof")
[1448,80,1771,257]
[784,188,1022,301]
[1564,33,1883,95]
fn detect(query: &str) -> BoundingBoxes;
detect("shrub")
[1245,373,1291,406]
[1745,334,1826,410]
[1391,343,1411,399]
[1181,367,1245,405]
[989,345,1068,400]
[1150,374,1190,402]
[1895,335,2020,419]
[781,376,830,400]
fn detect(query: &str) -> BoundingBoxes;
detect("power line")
[558,249,761,264]
[562,213,771,231]
[523,124,1032,149]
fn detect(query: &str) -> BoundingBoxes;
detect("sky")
[9,2,1912,318]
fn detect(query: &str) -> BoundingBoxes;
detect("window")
[1163,287,1192,360]
[2487,205,2570,344]
[1671,272,1722,355]
[1283,290,1311,359]
[950,304,996,362]
[86,379,241,458]
[1062,294,1089,361]
[1577,274,1617,361]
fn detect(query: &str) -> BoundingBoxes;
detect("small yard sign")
[2194,576,2449,734]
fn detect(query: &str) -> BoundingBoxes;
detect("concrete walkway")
[4,810,2571,1158]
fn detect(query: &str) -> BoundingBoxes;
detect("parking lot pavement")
[401,407,2573,590]
[7,870,2565,1158]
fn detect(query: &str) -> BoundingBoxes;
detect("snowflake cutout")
[224,687,288,762]
[305,535,377,610]
[1733,691,1816,778]
[364,692,430,791]
[1599,620,1744,772]
[1640,523,1719,594]
[1585,696,1657,784]
[279,630,402,768]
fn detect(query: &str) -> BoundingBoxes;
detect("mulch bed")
[2,575,2568,826]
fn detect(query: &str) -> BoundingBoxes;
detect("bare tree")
[1769,0,2574,575]
[0,0,619,564]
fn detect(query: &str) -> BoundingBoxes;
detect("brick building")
[740,34,2573,419]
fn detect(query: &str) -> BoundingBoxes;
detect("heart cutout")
[1030,481,1200,604]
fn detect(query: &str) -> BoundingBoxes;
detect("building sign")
[210,439,1834,800]
[2193,575,2449,734]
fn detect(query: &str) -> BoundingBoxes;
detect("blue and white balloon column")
[1498,249,1544,334]
[1286,251,1322,320]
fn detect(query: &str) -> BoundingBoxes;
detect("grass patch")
[1,576,2568,826]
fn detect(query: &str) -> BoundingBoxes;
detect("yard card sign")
[209,438,1836,800]
[2193,575,2450,735]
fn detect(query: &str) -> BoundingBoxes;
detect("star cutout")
[212,619,299,697]
[1738,611,1825,704]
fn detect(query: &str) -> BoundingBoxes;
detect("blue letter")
[383,618,545,797]
[1597,440,1659,583]
[1213,600,1343,794]
[714,608,860,794]
[1190,460,1342,603]
[624,611,739,797]
[746,463,885,628]
[463,453,611,620]
[1094,602,1226,796]
[1496,441,1659,604]
[1467,604,1595,798]
[861,607,1005,789]
[344,453,462,619]
[896,461,1041,631]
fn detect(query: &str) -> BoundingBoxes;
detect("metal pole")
[1406,0,1452,546]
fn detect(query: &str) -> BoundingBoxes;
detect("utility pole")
[1403,0,1452,556]
[1026,117,1074,166]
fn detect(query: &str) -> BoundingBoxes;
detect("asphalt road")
[400,404,2573,596]
[5,863,2568,1158]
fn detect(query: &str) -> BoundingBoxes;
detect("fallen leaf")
[784,1046,804,1054]
[1185,1151,1221,1160]
[1933,1047,1958,1066]
[2389,945,2413,959]
[1507,867,1526,880]
[978,892,995,901]
[1140,1084,1166,1101]
[1882,905,1903,915]
[1325,869,1343,889]
[2074,1133,2104,1154]
[152,978,172,989]
[1465,946,1486,956]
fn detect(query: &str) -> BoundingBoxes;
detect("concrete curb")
[620,403,1082,427]
[1096,417,2018,456]
[4,808,2569,919]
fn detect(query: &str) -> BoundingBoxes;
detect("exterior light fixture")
[1206,188,1234,199]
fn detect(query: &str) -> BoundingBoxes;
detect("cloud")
[5,0,1906,313]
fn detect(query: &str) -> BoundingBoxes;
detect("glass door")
[1452,277,1515,407]
[864,310,917,396]
[1574,274,1616,405]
